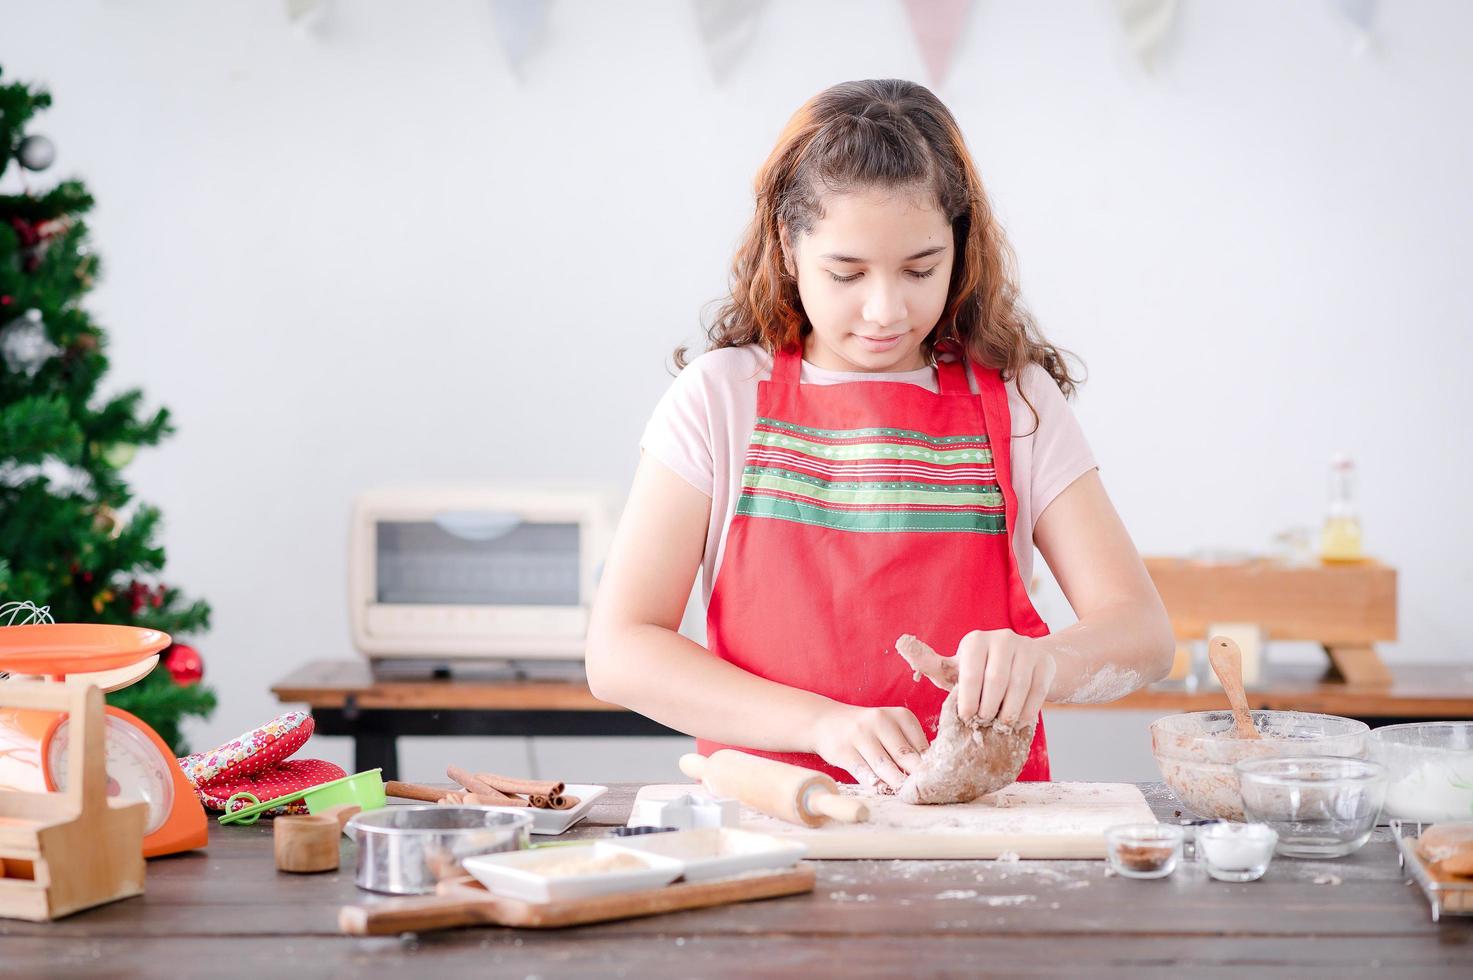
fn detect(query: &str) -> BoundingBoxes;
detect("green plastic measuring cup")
[218,768,386,825]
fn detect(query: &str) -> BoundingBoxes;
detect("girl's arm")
[952,468,1175,731]
[585,453,928,785]
[1032,469,1175,702]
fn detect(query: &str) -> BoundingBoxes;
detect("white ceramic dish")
[462,841,684,903]
[481,784,607,835]
[607,828,807,882]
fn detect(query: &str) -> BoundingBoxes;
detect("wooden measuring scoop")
[274,803,360,873]
[1208,636,1260,740]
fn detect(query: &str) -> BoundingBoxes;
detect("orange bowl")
[0,623,172,675]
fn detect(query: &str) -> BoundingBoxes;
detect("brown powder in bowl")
[1116,842,1175,873]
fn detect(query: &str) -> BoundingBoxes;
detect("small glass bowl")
[1236,756,1387,858]
[1105,823,1184,879]
[1197,821,1278,882]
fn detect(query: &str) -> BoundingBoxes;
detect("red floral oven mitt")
[177,710,345,816]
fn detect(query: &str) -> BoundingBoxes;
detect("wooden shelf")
[1144,556,1401,686]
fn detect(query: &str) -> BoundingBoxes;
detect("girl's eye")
[826,268,938,284]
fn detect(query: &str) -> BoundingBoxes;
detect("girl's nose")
[861,278,908,329]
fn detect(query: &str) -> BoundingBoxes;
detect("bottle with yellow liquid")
[1320,452,1363,563]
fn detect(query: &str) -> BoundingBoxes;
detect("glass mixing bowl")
[1150,710,1369,820]
[1236,756,1387,858]
[1369,722,1473,823]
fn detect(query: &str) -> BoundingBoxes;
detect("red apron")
[697,344,1051,784]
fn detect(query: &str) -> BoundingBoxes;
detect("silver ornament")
[17,134,56,172]
[0,310,61,377]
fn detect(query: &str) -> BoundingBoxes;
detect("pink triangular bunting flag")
[903,0,975,88]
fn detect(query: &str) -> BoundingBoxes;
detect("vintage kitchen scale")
[0,679,148,921]
[0,623,208,859]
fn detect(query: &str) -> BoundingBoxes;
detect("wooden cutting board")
[634,781,1155,859]
[339,866,817,934]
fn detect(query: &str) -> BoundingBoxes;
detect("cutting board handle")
[339,894,495,935]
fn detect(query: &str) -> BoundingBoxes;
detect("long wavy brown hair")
[677,78,1081,411]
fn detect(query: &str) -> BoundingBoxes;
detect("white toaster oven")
[348,486,616,661]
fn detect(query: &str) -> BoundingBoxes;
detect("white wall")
[3,1,1470,784]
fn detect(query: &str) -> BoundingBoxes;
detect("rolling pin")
[679,751,869,828]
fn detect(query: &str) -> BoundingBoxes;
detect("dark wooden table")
[3,782,1471,976]
[272,660,1473,780]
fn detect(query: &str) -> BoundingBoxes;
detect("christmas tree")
[0,67,215,754]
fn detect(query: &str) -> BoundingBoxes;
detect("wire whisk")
[1,600,55,626]
[0,601,56,680]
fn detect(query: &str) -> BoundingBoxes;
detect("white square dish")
[462,841,684,903]
[481,784,607,835]
[603,828,807,882]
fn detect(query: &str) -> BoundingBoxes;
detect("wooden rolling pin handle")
[338,896,492,936]
[386,780,446,803]
[678,753,707,782]
[807,791,869,824]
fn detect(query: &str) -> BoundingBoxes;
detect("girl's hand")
[953,629,1056,731]
[809,703,930,791]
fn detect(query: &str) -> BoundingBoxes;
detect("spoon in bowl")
[1208,635,1260,740]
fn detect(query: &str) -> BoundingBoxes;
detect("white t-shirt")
[639,344,1098,606]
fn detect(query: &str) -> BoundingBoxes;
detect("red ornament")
[163,643,204,685]
[127,580,149,614]
[9,216,39,247]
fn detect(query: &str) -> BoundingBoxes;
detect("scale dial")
[46,713,175,835]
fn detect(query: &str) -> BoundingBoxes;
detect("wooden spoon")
[1208,635,1260,740]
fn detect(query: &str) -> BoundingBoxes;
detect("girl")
[586,79,1173,791]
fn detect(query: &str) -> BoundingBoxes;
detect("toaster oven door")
[376,514,581,607]
[360,512,590,658]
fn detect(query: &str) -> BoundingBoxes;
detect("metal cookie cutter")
[628,790,740,830]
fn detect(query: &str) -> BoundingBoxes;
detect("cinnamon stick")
[549,795,579,810]
[465,792,528,808]
[447,765,518,803]
[473,771,564,798]
[438,789,530,808]
[386,780,449,803]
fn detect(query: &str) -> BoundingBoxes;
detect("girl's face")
[783,185,954,373]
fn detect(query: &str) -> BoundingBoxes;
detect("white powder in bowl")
[1384,758,1473,823]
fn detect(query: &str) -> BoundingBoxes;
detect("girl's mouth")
[854,334,903,352]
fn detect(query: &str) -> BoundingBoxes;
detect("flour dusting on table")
[742,781,1151,837]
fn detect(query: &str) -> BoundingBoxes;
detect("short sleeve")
[639,360,716,497]
[1017,363,1098,520]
